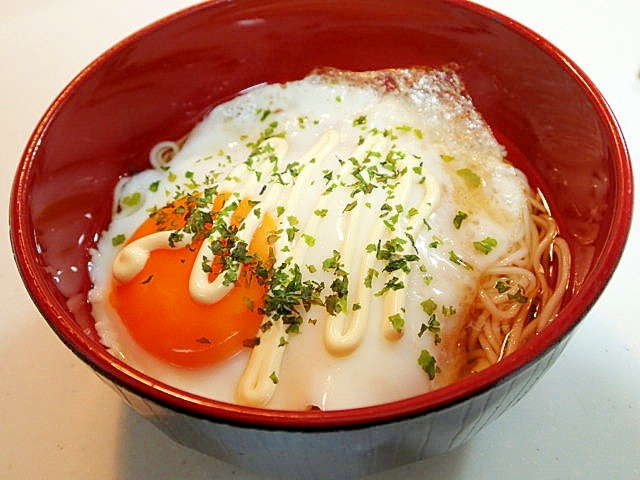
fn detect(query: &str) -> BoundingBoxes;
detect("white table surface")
[1,1,638,479]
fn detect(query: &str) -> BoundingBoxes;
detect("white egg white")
[89,67,531,410]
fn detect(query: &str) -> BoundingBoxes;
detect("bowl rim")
[9,0,634,430]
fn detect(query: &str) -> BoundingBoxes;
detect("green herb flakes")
[473,237,498,255]
[364,268,379,288]
[421,298,438,316]
[418,315,441,343]
[449,250,473,270]
[418,350,438,380]
[352,115,367,127]
[453,211,468,229]
[456,168,482,188]
[243,337,260,348]
[389,313,405,333]
[495,279,511,294]
[375,276,404,297]
[508,287,529,304]
[122,192,141,207]
[111,234,126,246]
[302,234,316,247]
[429,236,443,249]
[343,200,358,213]
[322,250,343,272]
[442,305,457,316]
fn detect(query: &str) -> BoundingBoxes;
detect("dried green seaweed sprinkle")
[473,237,498,255]
[456,168,482,188]
[418,349,438,380]
[453,211,468,229]
[243,337,260,348]
[421,298,438,316]
[111,234,126,246]
[122,192,141,207]
[449,250,473,270]
[388,313,405,333]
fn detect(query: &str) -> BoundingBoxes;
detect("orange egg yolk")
[109,195,276,368]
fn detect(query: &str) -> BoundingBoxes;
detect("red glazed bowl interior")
[10,0,632,430]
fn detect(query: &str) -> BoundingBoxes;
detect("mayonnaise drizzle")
[112,231,193,283]
[188,137,288,304]
[112,128,442,408]
[380,172,441,340]
[237,130,341,406]
[324,148,441,353]
[322,133,391,355]
[239,131,441,405]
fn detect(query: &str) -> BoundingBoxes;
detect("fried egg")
[89,66,531,410]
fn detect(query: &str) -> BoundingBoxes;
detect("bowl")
[9,0,632,478]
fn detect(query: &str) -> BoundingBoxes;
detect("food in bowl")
[11,0,633,477]
[88,66,571,411]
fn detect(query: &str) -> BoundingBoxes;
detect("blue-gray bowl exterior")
[99,334,569,479]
